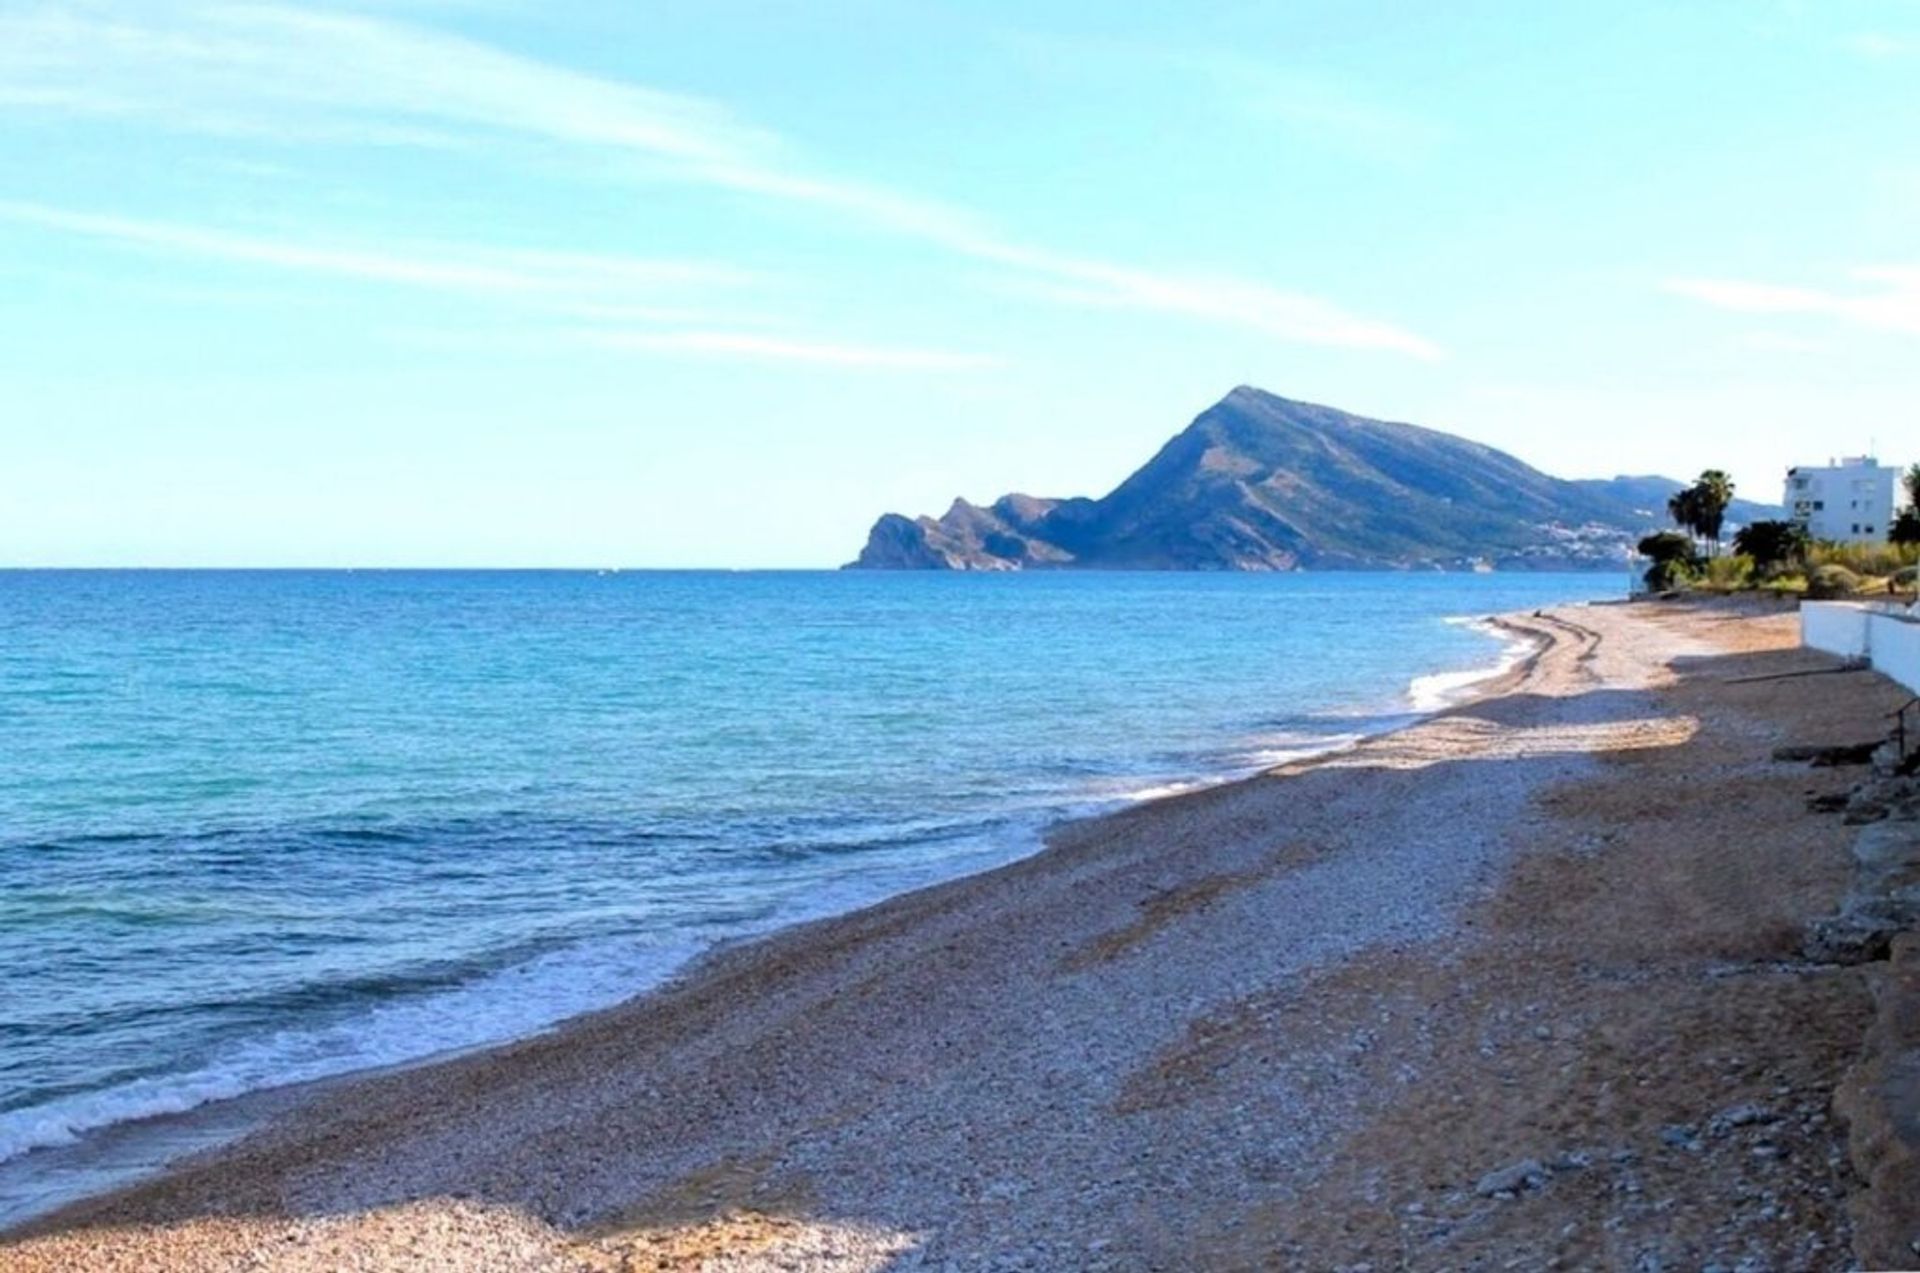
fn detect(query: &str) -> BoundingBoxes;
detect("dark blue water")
[0,569,1620,1169]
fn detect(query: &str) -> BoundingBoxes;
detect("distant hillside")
[1568,475,1784,529]
[848,388,1774,572]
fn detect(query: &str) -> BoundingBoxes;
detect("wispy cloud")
[1841,32,1914,58]
[0,3,764,163]
[1666,268,1920,339]
[973,242,1443,359]
[0,199,995,368]
[0,199,746,305]
[0,1,1440,359]
[1002,34,1447,164]
[1178,54,1449,162]
[382,324,995,370]
[569,329,1001,370]
[1737,331,1826,354]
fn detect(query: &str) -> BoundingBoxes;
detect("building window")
[1814,500,1825,510]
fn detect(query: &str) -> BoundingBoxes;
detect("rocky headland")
[849,387,1783,573]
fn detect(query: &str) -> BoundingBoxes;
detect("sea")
[0,568,1623,1217]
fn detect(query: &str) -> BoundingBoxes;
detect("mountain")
[1568,475,1784,529]
[847,387,1782,572]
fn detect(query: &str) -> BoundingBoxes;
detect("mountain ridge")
[848,388,1782,572]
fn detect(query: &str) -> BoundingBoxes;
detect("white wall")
[1801,601,1920,695]
[1870,614,1920,697]
[1802,601,1873,659]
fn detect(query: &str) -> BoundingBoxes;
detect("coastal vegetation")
[1639,468,1920,598]
[1665,470,1735,558]
[1893,463,1920,546]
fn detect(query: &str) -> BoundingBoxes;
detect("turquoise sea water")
[0,569,1622,1190]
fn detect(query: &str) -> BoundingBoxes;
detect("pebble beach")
[2,600,1900,1271]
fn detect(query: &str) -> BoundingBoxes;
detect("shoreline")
[4,605,1581,1252]
[13,596,1877,1269]
[0,610,1549,1233]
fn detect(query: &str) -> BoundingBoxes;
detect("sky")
[2,0,1918,567]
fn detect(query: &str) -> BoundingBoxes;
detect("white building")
[1785,456,1897,544]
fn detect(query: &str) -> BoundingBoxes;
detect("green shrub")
[1732,519,1808,569]
[1892,509,1920,547]
[1809,541,1920,577]
[1637,531,1701,592]
[1644,556,1698,592]
[1807,563,1864,599]
[1702,554,1754,591]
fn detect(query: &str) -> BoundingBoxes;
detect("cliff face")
[849,499,1077,571]
[848,387,1775,572]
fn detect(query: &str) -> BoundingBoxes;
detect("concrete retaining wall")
[1802,602,1920,696]
[1803,602,1874,660]
[1874,616,1920,696]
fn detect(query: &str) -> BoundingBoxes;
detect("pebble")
[1708,1103,1774,1136]
[1475,1159,1549,1198]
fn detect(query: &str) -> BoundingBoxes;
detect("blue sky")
[3,0,1918,566]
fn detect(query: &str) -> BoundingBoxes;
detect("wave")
[1406,617,1539,712]
[0,607,1565,1189]
[0,820,1048,1170]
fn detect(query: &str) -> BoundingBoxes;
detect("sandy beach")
[3,599,1905,1271]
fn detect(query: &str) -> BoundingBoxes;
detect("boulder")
[1835,933,1920,1267]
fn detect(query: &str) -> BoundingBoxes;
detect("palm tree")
[1667,487,1699,549]
[1693,470,1734,558]
[1667,471,1735,558]
[1895,464,1920,546]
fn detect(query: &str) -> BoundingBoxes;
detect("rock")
[1845,775,1920,824]
[1806,815,1920,962]
[1872,739,1917,778]
[1772,741,1882,767]
[848,504,1070,571]
[1708,1103,1775,1136]
[1834,932,1920,1269]
[1475,1158,1549,1197]
[1805,914,1895,965]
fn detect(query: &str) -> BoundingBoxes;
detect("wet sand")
[2,600,1900,1271]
